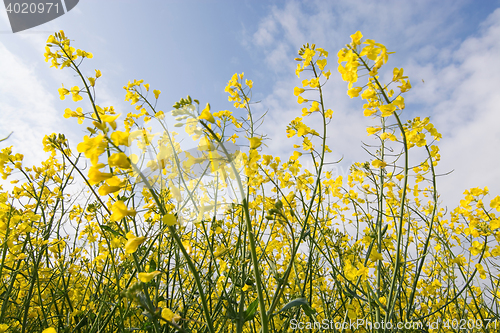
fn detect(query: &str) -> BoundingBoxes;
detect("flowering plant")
[0,30,498,333]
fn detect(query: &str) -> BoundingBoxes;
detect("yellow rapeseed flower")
[161,308,182,322]
[350,31,363,46]
[199,103,215,123]
[88,165,113,185]
[297,96,308,104]
[316,59,327,71]
[110,130,131,147]
[347,87,362,98]
[58,84,69,100]
[42,328,57,333]
[490,196,500,211]
[138,271,161,283]
[153,89,161,99]
[293,87,305,96]
[98,184,121,196]
[77,134,106,166]
[124,233,146,254]
[110,201,137,222]
[366,127,381,136]
[371,159,387,168]
[108,152,131,169]
[249,137,262,149]
[70,86,83,102]
[162,213,178,226]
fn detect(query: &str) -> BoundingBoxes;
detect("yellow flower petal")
[370,251,383,261]
[310,101,320,112]
[111,131,130,147]
[77,134,106,166]
[162,308,181,322]
[379,104,396,117]
[366,127,381,136]
[347,87,362,98]
[316,59,327,71]
[199,103,215,123]
[372,159,387,168]
[490,196,500,211]
[162,308,173,321]
[249,137,262,149]
[350,31,363,46]
[110,201,137,222]
[42,328,57,333]
[162,213,178,226]
[99,114,120,130]
[297,96,308,104]
[98,184,121,196]
[124,236,146,254]
[88,166,113,186]
[293,87,305,96]
[138,271,161,283]
[70,86,83,102]
[108,152,131,169]
[106,176,125,187]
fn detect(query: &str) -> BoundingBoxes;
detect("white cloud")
[0,42,63,164]
[264,42,291,72]
[411,8,500,208]
[253,16,277,47]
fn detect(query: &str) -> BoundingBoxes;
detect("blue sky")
[1,0,500,210]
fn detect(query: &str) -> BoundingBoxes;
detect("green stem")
[132,162,216,333]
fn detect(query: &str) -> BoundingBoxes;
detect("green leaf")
[268,259,278,277]
[244,299,259,322]
[100,225,123,238]
[149,259,157,272]
[277,297,309,314]
[274,200,283,210]
[301,302,316,317]
[0,132,13,143]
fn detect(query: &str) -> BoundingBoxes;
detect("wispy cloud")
[0,42,62,164]
[408,8,500,207]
